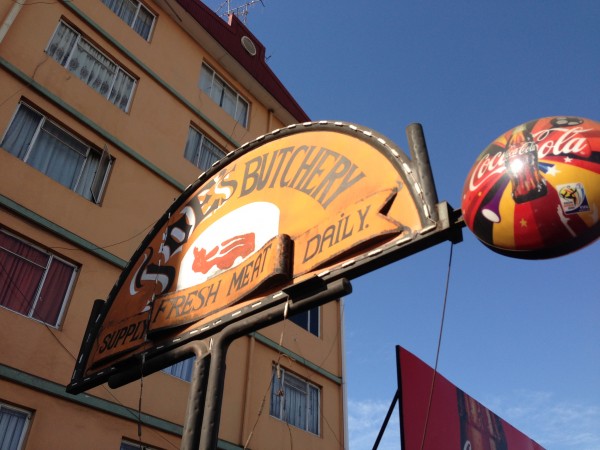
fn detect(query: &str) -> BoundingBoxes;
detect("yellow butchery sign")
[82,123,430,373]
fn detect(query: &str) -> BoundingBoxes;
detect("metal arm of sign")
[310,202,464,286]
[107,340,210,389]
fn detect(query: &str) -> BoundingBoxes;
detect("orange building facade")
[0,1,346,449]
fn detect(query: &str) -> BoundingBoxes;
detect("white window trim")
[0,228,77,328]
[101,0,156,41]
[120,439,158,450]
[0,402,32,450]
[200,63,249,127]
[270,366,320,435]
[1,102,113,204]
[183,125,224,171]
[46,21,137,112]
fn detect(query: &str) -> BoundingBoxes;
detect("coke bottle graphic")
[503,126,547,203]
[457,388,507,450]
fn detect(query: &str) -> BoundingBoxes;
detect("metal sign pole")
[193,278,352,450]
[181,342,212,450]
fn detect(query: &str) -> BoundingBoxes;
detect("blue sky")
[217,1,600,449]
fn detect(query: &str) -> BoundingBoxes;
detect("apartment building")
[0,1,346,448]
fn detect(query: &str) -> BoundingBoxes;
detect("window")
[183,126,224,171]
[270,367,320,435]
[162,357,194,382]
[0,403,31,450]
[101,0,156,41]
[290,307,320,336]
[46,21,136,111]
[1,103,112,203]
[120,440,157,450]
[0,229,77,327]
[200,64,249,127]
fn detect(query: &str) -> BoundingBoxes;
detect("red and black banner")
[396,346,545,450]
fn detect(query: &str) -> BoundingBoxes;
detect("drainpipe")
[0,0,25,44]
[340,298,349,450]
[267,108,274,133]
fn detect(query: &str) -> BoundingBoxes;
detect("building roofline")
[175,0,310,124]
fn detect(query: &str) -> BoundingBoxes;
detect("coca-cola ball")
[462,116,600,259]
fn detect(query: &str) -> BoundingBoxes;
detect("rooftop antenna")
[216,0,265,24]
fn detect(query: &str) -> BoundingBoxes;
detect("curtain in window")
[70,39,117,97]
[270,369,283,419]
[0,231,74,326]
[27,121,87,191]
[199,65,214,97]
[0,232,47,317]
[133,6,154,39]
[184,128,222,171]
[34,258,73,326]
[6,104,97,199]
[184,127,202,164]
[2,104,110,203]
[102,0,137,26]
[47,23,135,111]
[284,379,308,431]
[1,104,42,159]
[270,368,320,434]
[211,78,226,106]
[221,86,237,117]
[0,406,28,450]
[235,99,248,127]
[199,64,248,127]
[46,23,78,66]
[308,385,319,434]
[108,69,135,111]
[201,138,222,167]
[102,0,154,40]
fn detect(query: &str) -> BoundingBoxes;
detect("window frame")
[0,402,32,450]
[0,228,77,328]
[290,306,320,337]
[120,439,159,450]
[200,63,249,127]
[1,102,113,204]
[183,125,224,171]
[101,0,157,41]
[162,357,194,382]
[45,21,137,112]
[270,366,320,435]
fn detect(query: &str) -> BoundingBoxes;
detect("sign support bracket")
[372,389,400,450]
[407,123,439,222]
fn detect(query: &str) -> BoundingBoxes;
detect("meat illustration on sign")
[192,233,256,274]
[176,202,280,291]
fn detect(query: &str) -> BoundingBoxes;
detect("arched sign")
[69,122,459,392]
[462,116,600,258]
